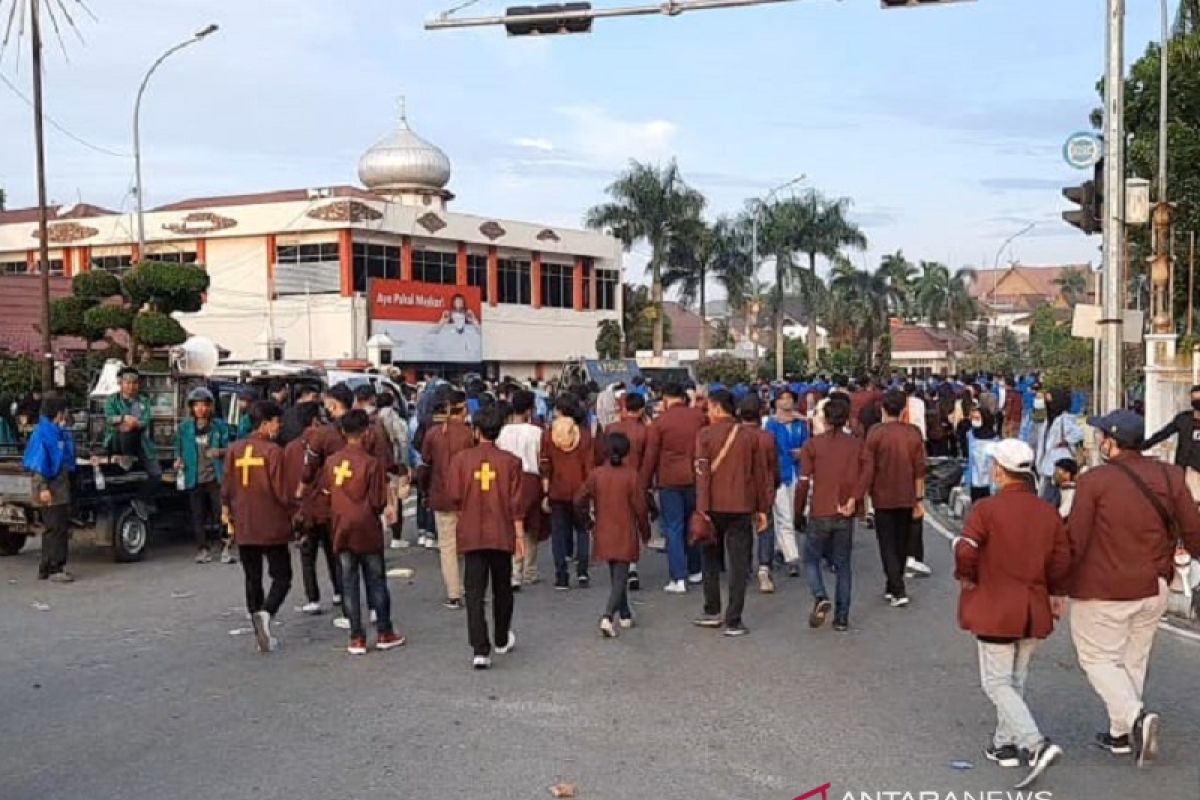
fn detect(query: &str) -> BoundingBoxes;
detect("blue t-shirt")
[765,417,809,485]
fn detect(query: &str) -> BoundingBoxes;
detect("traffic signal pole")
[1099,0,1126,414]
[425,0,800,30]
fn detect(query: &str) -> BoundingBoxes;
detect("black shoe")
[1133,710,1160,767]
[511,583,522,593]
[1014,740,1062,790]
[984,743,1022,768]
[554,574,570,591]
[832,618,849,632]
[1095,732,1132,755]
[722,623,749,637]
[808,598,832,629]
[576,572,590,588]
[627,571,640,592]
[787,563,801,578]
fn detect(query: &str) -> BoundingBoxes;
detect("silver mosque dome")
[358,109,452,194]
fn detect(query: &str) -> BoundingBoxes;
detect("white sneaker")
[663,580,687,594]
[618,613,635,629]
[416,534,429,548]
[472,655,492,670]
[757,568,776,594]
[251,611,272,653]
[906,557,932,577]
[890,596,910,608]
[370,609,377,623]
[390,538,410,550]
[599,617,618,638]
[648,536,667,552]
[332,594,343,606]
[687,572,703,585]
[332,616,350,630]
[300,601,322,615]
[495,630,517,655]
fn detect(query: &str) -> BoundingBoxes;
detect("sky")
[0,0,1173,293]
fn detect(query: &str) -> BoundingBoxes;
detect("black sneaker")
[808,598,832,628]
[442,597,463,610]
[627,570,640,592]
[576,572,590,588]
[1133,710,1160,767]
[1095,732,1132,755]
[832,618,849,632]
[722,623,750,637]
[984,743,1022,768]
[787,563,801,578]
[1014,740,1062,790]
[554,574,570,591]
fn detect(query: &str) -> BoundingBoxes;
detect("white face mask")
[1033,398,1046,410]
[970,420,982,429]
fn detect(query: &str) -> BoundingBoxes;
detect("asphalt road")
[1,510,1198,800]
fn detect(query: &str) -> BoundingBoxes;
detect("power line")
[0,68,130,158]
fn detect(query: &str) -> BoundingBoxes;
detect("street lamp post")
[134,24,219,257]
[748,175,805,379]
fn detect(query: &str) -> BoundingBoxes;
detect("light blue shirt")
[965,430,996,489]
[1035,414,1083,478]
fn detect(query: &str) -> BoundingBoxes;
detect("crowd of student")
[16,366,1200,791]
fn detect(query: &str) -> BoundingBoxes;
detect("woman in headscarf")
[1033,386,1082,505]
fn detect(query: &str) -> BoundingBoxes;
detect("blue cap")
[1086,410,1144,446]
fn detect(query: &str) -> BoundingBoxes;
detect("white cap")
[987,439,1036,476]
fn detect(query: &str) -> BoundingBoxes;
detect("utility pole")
[30,0,54,393]
[1189,231,1195,335]
[1099,0,1126,413]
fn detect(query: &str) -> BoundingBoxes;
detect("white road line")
[922,504,957,542]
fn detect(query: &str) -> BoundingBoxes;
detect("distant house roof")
[0,275,85,355]
[662,301,719,350]
[0,203,118,226]
[152,185,378,212]
[969,264,1094,310]
[890,323,974,355]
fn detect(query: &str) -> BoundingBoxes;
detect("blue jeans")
[658,487,701,581]
[758,510,776,569]
[338,552,393,639]
[550,501,590,580]
[804,517,853,621]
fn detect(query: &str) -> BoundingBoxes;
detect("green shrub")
[132,311,188,347]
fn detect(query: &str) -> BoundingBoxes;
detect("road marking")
[1159,620,1200,644]
[923,504,957,542]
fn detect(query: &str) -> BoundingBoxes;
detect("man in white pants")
[764,390,809,579]
[1066,411,1200,768]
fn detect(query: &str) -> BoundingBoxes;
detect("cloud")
[513,137,555,152]
[555,105,679,166]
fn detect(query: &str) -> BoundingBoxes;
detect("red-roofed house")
[889,321,975,376]
[969,264,1094,332]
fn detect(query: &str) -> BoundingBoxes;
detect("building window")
[91,255,131,274]
[541,263,574,309]
[412,249,456,285]
[467,254,488,302]
[352,242,400,293]
[275,241,341,295]
[581,260,592,309]
[497,258,531,305]
[596,268,618,311]
[147,251,198,265]
[1,261,25,275]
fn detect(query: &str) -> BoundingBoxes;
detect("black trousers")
[701,513,754,627]
[463,549,514,656]
[239,543,292,615]
[874,508,911,599]
[189,481,222,548]
[300,523,342,603]
[906,518,924,562]
[605,561,632,619]
[39,504,70,577]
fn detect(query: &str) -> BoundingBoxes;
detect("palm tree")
[754,191,866,378]
[829,267,896,368]
[877,250,919,319]
[661,217,751,359]
[585,160,705,357]
[1054,267,1090,306]
[915,261,978,330]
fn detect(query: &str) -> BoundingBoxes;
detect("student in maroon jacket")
[692,389,770,637]
[283,402,342,615]
[326,410,406,656]
[595,391,650,592]
[642,382,708,592]
[447,406,527,670]
[420,391,476,609]
[540,394,594,590]
[575,432,649,638]
[221,401,292,654]
[738,395,781,594]
[953,438,1069,788]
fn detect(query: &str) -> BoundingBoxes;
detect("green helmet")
[187,387,215,405]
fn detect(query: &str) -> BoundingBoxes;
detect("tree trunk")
[775,260,784,381]
[806,251,819,364]
[697,266,707,360]
[651,258,664,357]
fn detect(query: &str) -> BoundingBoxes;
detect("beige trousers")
[434,511,462,600]
[1070,580,1169,737]
[512,531,540,584]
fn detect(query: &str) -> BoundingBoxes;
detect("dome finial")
[397,95,407,126]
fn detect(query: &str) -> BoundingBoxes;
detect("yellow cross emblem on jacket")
[235,445,265,487]
[474,462,496,492]
[333,459,354,487]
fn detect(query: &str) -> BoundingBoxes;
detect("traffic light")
[1062,160,1105,236]
[880,0,976,8]
[505,3,593,36]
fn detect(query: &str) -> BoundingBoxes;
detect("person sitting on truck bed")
[23,396,76,582]
[234,387,258,441]
[103,367,161,516]
[175,388,231,565]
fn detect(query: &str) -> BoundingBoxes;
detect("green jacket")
[235,414,254,441]
[103,393,156,460]
[175,417,230,488]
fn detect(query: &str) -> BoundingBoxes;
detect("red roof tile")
[152,185,378,212]
[891,324,974,354]
[0,203,118,226]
